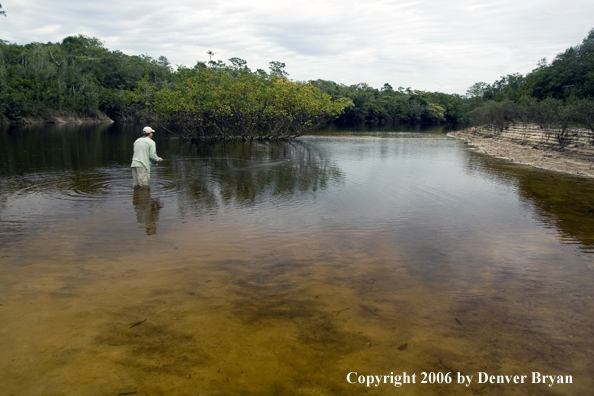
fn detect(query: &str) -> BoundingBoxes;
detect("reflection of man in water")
[131,126,163,187]
[133,188,162,235]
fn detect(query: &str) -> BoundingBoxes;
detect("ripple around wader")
[8,167,175,202]
[8,170,117,202]
[0,168,141,231]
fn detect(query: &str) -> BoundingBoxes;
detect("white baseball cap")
[142,126,156,135]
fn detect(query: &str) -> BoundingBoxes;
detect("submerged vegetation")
[1,28,594,141]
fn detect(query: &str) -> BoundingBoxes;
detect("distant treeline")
[309,80,469,126]
[0,34,464,131]
[1,29,594,141]
[466,28,594,145]
[0,35,173,121]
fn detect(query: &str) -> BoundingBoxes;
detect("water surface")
[1,124,593,395]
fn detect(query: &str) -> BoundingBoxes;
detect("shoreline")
[0,111,114,125]
[448,130,594,179]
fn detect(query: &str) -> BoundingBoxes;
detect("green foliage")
[529,29,594,100]
[0,35,173,121]
[309,80,466,126]
[269,61,289,78]
[566,98,594,135]
[468,100,521,132]
[128,62,352,140]
[6,27,593,138]
[467,28,594,144]
[469,29,594,106]
[469,96,594,145]
[0,34,467,129]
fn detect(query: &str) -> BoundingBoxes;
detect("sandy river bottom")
[1,211,592,396]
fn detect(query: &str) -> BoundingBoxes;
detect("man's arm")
[149,140,163,162]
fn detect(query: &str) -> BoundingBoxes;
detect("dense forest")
[0,35,172,121]
[0,34,465,129]
[466,28,594,144]
[1,28,593,141]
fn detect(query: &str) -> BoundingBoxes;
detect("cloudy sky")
[1,0,593,94]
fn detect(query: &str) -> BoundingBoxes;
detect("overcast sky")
[1,0,593,94]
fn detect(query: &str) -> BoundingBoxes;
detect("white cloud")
[1,0,593,94]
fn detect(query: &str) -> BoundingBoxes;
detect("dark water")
[1,123,593,395]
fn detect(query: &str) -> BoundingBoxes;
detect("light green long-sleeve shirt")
[131,136,160,171]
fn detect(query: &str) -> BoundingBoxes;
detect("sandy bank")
[448,130,594,179]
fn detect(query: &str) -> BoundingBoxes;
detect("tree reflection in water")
[165,139,344,214]
[463,149,594,252]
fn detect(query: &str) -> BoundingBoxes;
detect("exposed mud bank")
[449,129,594,179]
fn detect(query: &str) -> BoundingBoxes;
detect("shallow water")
[1,124,593,395]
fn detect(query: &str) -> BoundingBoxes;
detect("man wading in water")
[131,126,163,187]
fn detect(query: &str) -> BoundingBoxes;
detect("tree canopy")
[2,28,594,142]
[127,60,352,140]
[466,28,594,144]
[0,35,172,121]
[308,80,467,126]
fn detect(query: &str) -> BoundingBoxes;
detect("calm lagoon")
[1,123,593,395]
